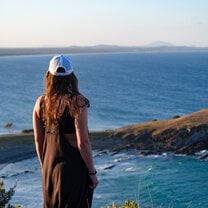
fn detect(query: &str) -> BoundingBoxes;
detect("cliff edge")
[107,109,208,155]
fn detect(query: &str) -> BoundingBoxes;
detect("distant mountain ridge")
[0,44,208,56]
[145,41,175,47]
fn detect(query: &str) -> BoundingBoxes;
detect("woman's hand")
[89,174,99,189]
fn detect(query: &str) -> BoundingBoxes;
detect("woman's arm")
[75,105,98,189]
[33,96,44,167]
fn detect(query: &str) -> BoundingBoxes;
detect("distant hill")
[145,41,175,47]
[0,44,208,56]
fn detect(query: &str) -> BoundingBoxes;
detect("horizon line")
[1,44,208,49]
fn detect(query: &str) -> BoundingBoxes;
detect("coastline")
[0,133,35,164]
[1,45,208,57]
[0,131,117,165]
[0,109,208,165]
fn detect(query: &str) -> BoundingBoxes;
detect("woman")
[33,55,98,208]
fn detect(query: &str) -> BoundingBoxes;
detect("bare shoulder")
[72,94,90,108]
[33,95,44,116]
[35,95,44,107]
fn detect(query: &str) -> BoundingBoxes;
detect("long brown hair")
[43,71,79,126]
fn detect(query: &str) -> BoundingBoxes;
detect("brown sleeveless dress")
[40,97,93,208]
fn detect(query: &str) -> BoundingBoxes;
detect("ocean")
[0,52,208,207]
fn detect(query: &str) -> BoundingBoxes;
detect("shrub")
[172,115,180,119]
[0,179,19,208]
[106,200,139,208]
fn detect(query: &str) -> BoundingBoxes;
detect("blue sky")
[0,0,208,47]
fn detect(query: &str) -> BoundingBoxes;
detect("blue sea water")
[0,52,208,133]
[1,151,208,208]
[0,52,208,207]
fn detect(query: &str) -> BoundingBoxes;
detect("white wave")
[125,167,137,172]
[0,157,39,179]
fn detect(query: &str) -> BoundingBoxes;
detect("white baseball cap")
[48,55,73,76]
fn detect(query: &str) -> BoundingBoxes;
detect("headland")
[0,109,208,165]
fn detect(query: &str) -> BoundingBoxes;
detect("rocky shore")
[107,109,208,156]
[0,109,208,165]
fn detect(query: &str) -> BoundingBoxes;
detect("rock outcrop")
[106,109,208,155]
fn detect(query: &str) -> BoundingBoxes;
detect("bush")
[152,119,158,121]
[172,115,180,119]
[106,200,139,208]
[0,179,19,208]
